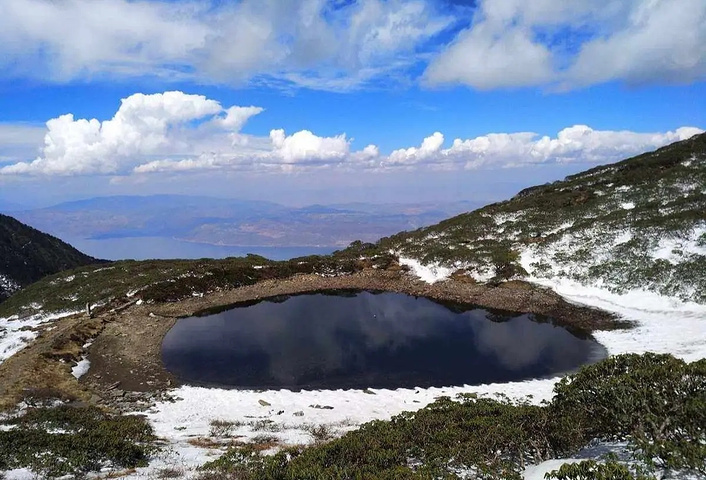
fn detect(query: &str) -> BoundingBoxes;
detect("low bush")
[209,419,240,438]
[552,353,706,474]
[198,354,705,479]
[0,406,156,478]
[545,460,655,480]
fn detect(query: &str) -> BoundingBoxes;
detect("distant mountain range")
[0,199,29,213]
[0,214,99,302]
[9,196,482,249]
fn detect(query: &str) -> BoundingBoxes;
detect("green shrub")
[0,406,156,477]
[552,353,706,474]
[545,460,655,480]
[203,396,580,479]
[198,354,706,479]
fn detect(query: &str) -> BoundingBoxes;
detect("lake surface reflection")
[162,291,605,390]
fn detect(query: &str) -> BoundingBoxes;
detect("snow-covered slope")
[381,132,706,304]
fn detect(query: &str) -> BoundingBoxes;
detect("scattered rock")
[309,404,334,410]
[258,399,271,407]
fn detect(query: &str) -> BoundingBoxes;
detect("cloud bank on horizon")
[0,0,704,92]
[0,91,702,177]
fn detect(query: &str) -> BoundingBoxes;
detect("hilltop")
[378,132,706,303]
[0,214,99,302]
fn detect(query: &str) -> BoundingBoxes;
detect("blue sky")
[0,0,704,208]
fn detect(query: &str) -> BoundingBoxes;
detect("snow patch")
[652,226,706,262]
[613,231,633,245]
[470,265,496,283]
[523,459,582,480]
[3,468,36,480]
[682,156,695,167]
[518,251,706,363]
[71,357,91,379]
[0,310,81,365]
[138,378,559,475]
[620,202,635,210]
[544,221,575,237]
[493,212,523,225]
[71,341,93,379]
[398,257,453,283]
[0,274,20,293]
[91,266,115,273]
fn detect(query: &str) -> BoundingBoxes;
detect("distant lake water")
[67,236,335,261]
[162,291,606,390]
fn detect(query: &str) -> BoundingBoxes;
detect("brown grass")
[250,435,281,452]
[450,269,477,284]
[105,468,137,478]
[0,313,97,411]
[186,436,246,449]
[157,467,186,479]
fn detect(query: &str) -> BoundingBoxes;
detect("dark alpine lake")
[162,290,605,390]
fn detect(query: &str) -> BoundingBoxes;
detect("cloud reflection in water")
[162,291,604,389]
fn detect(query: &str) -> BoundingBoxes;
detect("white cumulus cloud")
[388,132,444,165]
[382,125,704,170]
[0,92,262,176]
[269,129,350,165]
[526,126,705,164]
[215,106,265,132]
[0,91,702,177]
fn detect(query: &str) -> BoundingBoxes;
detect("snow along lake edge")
[121,263,706,478]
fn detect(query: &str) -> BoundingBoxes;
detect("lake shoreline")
[0,267,622,413]
[77,268,620,410]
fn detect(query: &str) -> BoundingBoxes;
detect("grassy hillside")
[377,133,706,303]
[0,214,100,302]
[0,252,394,319]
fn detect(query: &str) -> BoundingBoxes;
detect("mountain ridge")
[11,196,482,250]
[0,214,100,303]
[377,132,706,303]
